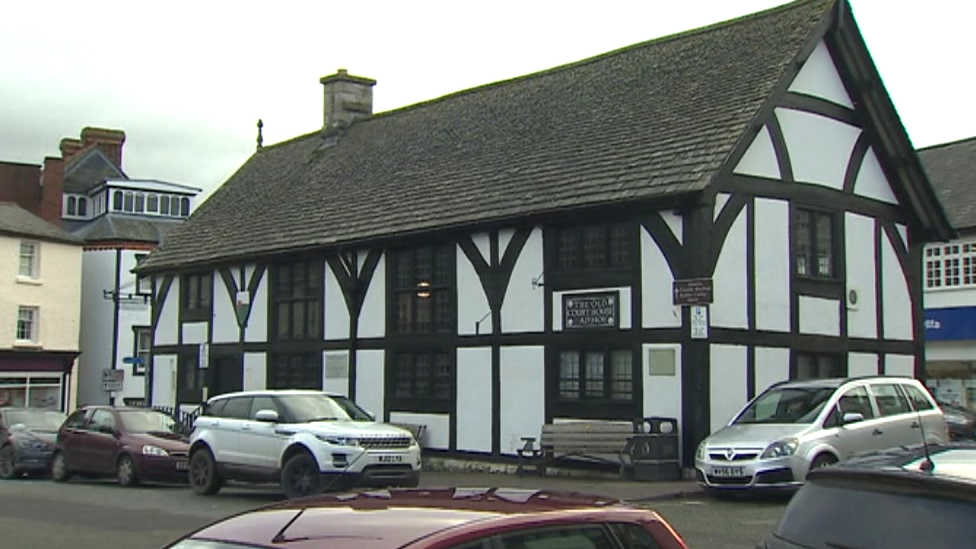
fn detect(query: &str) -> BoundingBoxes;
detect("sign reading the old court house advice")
[563,292,618,329]
[673,278,714,306]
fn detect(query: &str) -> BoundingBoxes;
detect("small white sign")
[199,343,209,369]
[691,305,709,340]
[235,291,250,306]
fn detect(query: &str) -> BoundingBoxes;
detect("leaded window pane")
[610,350,632,400]
[559,352,580,398]
[558,229,579,270]
[582,225,607,269]
[609,223,630,267]
[584,352,605,397]
[795,210,811,276]
[815,212,833,276]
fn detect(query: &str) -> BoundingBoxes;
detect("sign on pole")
[673,278,714,306]
[690,305,709,340]
[102,368,124,392]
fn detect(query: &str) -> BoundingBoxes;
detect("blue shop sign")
[924,307,976,341]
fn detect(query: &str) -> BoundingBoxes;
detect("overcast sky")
[2,0,973,201]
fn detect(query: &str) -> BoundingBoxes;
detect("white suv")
[187,390,422,498]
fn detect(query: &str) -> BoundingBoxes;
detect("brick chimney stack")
[319,69,376,135]
[59,138,83,160]
[80,127,126,169]
[39,156,64,225]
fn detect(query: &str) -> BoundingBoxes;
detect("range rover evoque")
[187,390,422,498]
[695,375,948,493]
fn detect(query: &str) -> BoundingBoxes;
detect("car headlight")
[142,445,169,457]
[316,434,360,447]
[761,438,799,459]
[696,441,707,460]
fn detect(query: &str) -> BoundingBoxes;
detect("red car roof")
[184,488,685,549]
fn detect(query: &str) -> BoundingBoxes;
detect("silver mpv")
[694,376,948,492]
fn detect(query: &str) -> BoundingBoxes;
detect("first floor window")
[795,352,844,380]
[268,353,322,390]
[391,350,452,409]
[925,242,976,289]
[558,349,633,401]
[133,327,151,376]
[19,241,38,278]
[16,307,38,342]
[794,207,835,278]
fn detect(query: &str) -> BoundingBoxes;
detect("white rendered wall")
[755,347,790,395]
[325,262,350,340]
[322,351,349,395]
[777,107,860,189]
[359,255,385,339]
[734,125,780,179]
[243,352,266,391]
[799,296,840,336]
[754,199,790,331]
[885,354,916,377]
[502,227,544,333]
[244,267,268,343]
[390,412,449,450]
[710,344,748,433]
[662,210,683,245]
[156,277,179,345]
[182,322,207,345]
[151,355,176,405]
[853,149,899,204]
[845,213,879,338]
[641,344,682,423]
[355,350,384,420]
[641,226,681,328]
[711,211,748,329]
[881,233,913,340]
[456,348,492,453]
[212,270,238,344]
[457,240,492,335]
[77,250,118,405]
[849,352,879,377]
[500,346,545,455]
[787,41,854,108]
[926,341,976,362]
[714,193,730,221]
[552,287,631,331]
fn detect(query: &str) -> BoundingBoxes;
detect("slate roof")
[0,202,83,245]
[69,214,182,245]
[918,137,976,230]
[63,148,126,194]
[140,0,842,272]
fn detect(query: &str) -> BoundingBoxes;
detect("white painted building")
[918,137,976,409]
[139,0,953,466]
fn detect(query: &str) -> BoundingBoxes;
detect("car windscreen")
[279,394,372,422]
[772,480,975,549]
[118,410,185,435]
[3,409,65,431]
[733,386,834,424]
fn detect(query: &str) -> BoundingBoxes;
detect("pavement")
[419,462,704,503]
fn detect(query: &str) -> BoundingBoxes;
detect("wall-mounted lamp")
[416,280,431,298]
[475,310,491,335]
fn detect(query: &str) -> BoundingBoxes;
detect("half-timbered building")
[138,0,953,465]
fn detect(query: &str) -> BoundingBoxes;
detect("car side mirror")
[254,409,279,422]
[842,412,865,424]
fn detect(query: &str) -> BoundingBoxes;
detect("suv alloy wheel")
[189,448,223,495]
[281,451,323,499]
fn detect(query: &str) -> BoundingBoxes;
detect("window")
[170,196,180,216]
[135,254,151,295]
[123,191,134,212]
[90,409,117,434]
[903,384,935,411]
[160,195,170,215]
[0,376,61,409]
[113,190,123,211]
[218,397,252,419]
[558,349,633,401]
[872,383,912,416]
[177,353,203,404]
[271,260,322,340]
[794,208,835,278]
[795,353,843,380]
[391,244,454,334]
[181,197,190,216]
[499,525,616,549]
[16,306,38,343]
[181,272,212,321]
[268,353,322,390]
[19,241,39,278]
[134,192,145,213]
[392,350,452,408]
[66,196,76,216]
[555,222,632,271]
[133,327,150,376]
[925,242,976,289]
[147,194,158,213]
[826,386,875,426]
[77,197,87,216]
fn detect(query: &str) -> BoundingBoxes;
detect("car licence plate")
[377,455,402,463]
[176,460,189,470]
[711,466,744,477]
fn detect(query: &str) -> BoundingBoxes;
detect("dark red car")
[51,406,190,486]
[161,487,690,549]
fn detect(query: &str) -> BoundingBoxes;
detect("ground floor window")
[177,353,204,404]
[0,375,62,409]
[389,349,453,413]
[795,352,844,380]
[552,347,637,419]
[268,352,322,390]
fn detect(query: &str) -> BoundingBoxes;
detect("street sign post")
[102,368,124,392]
